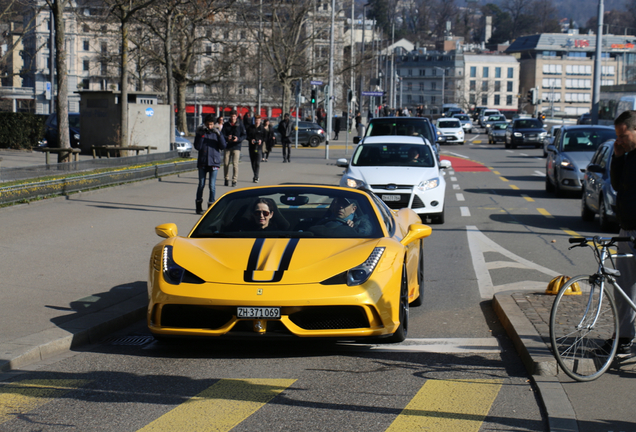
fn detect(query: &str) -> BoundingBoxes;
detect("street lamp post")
[359,3,369,118]
[434,67,447,113]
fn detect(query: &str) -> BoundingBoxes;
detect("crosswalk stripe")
[0,379,90,424]
[138,378,296,432]
[386,379,502,431]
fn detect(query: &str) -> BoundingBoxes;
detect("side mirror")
[547,144,557,153]
[156,223,178,238]
[336,158,349,168]
[401,223,432,246]
[439,159,452,169]
[180,131,185,137]
[586,164,603,173]
[353,136,361,144]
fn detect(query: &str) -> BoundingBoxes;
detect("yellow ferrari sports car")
[148,185,431,343]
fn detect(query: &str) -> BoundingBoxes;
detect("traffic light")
[526,89,533,104]
[347,89,352,103]
[382,91,387,105]
[311,89,316,104]
[531,88,538,105]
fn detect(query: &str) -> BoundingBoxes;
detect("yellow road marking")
[499,176,508,182]
[521,194,534,202]
[139,378,296,432]
[386,379,502,432]
[537,208,553,218]
[560,228,580,237]
[474,140,483,143]
[0,379,90,424]
[509,185,519,190]
[492,170,501,175]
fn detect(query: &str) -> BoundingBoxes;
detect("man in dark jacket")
[222,111,247,186]
[609,109,636,354]
[194,114,227,214]
[247,115,266,182]
[277,113,294,163]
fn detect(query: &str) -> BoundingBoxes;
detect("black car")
[273,121,326,147]
[581,139,619,232]
[43,113,81,148]
[504,118,547,149]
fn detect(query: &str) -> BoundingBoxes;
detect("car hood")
[561,151,595,168]
[347,166,441,185]
[172,237,389,284]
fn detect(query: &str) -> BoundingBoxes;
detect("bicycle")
[549,236,635,381]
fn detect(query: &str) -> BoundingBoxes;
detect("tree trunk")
[53,0,70,163]
[120,20,129,151]
[177,79,188,133]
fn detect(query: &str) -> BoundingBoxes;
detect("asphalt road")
[1,130,634,431]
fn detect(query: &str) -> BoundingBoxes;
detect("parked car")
[355,116,443,152]
[452,113,473,133]
[545,125,616,196]
[148,184,431,342]
[435,118,464,144]
[273,120,326,147]
[478,109,500,127]
[504,118,547,149]
[581,139,619,231]
[175,128,193,157]
[337,135,451,223]
[487,122,508,144]
[43,113,81,148]
[542,125,562,158]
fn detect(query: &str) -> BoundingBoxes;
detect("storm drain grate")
[104,336,154,346]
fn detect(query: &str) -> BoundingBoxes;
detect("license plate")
[237,307,281,319]
[381,194,401,202]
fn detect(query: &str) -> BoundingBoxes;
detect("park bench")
[92,145,158,159]
[35,147,81,165]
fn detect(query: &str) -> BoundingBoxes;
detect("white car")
[479,109,501,127]
[436,118,465,145]
[453,113,473,134]
[336,136,451,224]
[175,128,193,157]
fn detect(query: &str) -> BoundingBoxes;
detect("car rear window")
[514,119,542,128]
[438,120,461,129]
[365,119,434,144]
[562,128,616,152]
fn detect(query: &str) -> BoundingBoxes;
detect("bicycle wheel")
[549,274,619,381]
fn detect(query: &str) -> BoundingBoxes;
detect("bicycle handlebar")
[568,236,635,245]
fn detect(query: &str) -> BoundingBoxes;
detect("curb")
[0,293,147,372]
[493,292,578,432]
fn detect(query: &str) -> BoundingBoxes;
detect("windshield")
[562,128,616,152]
[352,143,435,168]
[190,187,383,239]
[492,123,508,130]
[365,119,434,144]
[438,120,461,129]
[454,115,469,120]
[514,119,543,129]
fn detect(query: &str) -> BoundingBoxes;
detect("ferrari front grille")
[161,305,233,329]
[289,306,370,330]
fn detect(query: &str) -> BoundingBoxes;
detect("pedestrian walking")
[221,111,246,187]
[608,109,636,354]
[355,111,364,137]
[334,115,341,140]
[247,115,266,183]
[277,113,294,163]
[193,114,226,214]
[243,111,254,129]
[262,118,276,162]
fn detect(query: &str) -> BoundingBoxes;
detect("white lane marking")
[534,170,545,177]
[453,184,461,190]
[450,177,458,182]
[448,170,455,175]
[505,150,514,153]
[469,136,479,142]
[456,193,465,201]
[341,338,501,354]
[520,153,528,156]
[448,152,470,158]
[460,207,471,217]
[466,225,559,299]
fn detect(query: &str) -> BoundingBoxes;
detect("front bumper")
[369,184,446,216]
[556,168,585,191]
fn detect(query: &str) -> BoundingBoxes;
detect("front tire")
[410,241,425,307]
[309,136,320,147]
[549,275,618,381]
[387,264,409,343]
[599,199,616,232]
[581,194,595,221]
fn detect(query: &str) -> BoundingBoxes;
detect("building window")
[565,79,591,89]
[419,95,424,103]
[566,65,592,75]
[568,51,587,58]
[494,81,501,92]
[101,61,107,75]
[408,69,412,76]
[506,95,513,105]
[431,96,436,104]
[545,92,562,102]
[507,81,513,92]
[542,78,562,88]
[565,93,591,102]
[481,81,488,91]
[101,43,107,54]
[407,82,412,91]
[602,65,615,76]
[543,64,563,74]
[470,80,476,91]
[542,51,557,57]
[602,79,616,85]
[507,67,513,78]
[470,66,476,77]
[494,94,500,105]
[431,82,436,90]
[483,67,489,78]
[82,24,90,32]
[495,67,501,78]
[83,60,89,71]
[82,78,90,89]
[419,69,425,76]
[432,68,437,76]
[481,95,488,105]
[83,40,89,51]
[407,95,412,103]
[469,94,476,104]
[419,82,424,91]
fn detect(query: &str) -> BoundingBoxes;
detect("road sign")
[45,82,51,100]
[310,80,323,86]
[362,91,384,97]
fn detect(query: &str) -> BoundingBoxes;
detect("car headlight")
[74,134,80,140]
[486,123,491,128]
[347,247,385,286]
[539,132,547,138]
[162,245,204,285]
[417,178,440,191]
[343,176,366,188]
[560,158,575,170]
[513,132,522,137]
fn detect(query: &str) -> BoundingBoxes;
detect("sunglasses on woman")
[254,210,270,217]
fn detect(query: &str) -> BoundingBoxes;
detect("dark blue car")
[43,113,81,148]
[581,139,618,232]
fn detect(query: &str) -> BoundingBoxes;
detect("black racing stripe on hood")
[244,238,300,283]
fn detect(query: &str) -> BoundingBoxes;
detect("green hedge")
[0,113,46,149]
